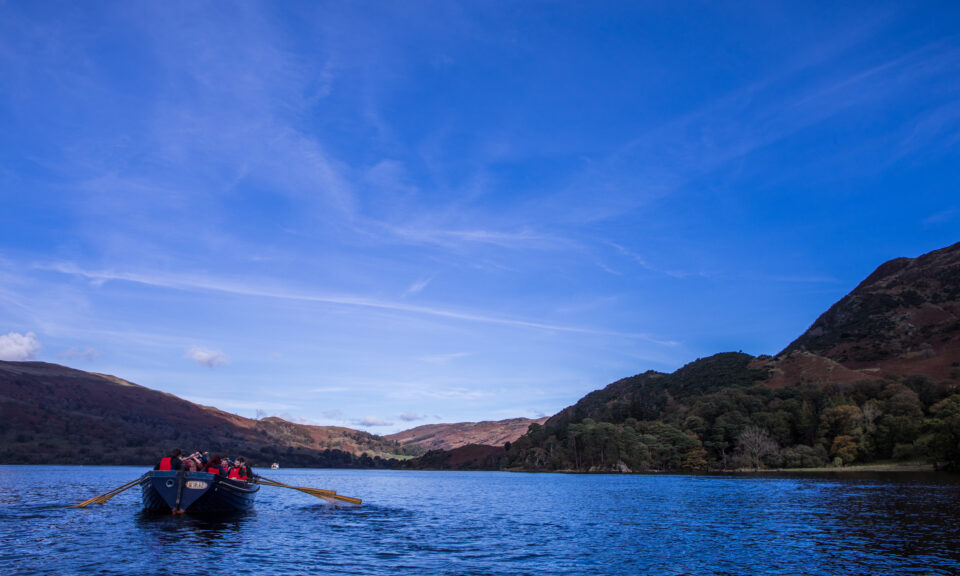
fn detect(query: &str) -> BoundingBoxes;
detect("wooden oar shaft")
[253,474,362,505]
[74,479,140,507]
[71,474,147,508]
[256,480,336,496]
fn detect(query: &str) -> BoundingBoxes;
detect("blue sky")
[0,2,958,433]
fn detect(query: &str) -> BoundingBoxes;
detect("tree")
[737,425,778,471]
[920,394,960,470]
[831,435,858,465]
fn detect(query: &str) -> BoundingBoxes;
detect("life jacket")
[159,457,173,471]
[206,465,222,475]
[228,468,240,479]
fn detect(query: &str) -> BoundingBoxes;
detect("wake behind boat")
[141,470,259,514]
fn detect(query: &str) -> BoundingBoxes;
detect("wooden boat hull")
[141,471,259,514]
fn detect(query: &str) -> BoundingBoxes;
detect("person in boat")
[228,457,251,481]
[205,455,225,475]
[154,448,183,471]
[181,451,204,472]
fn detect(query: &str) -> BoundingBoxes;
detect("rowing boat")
[141,470,259,514]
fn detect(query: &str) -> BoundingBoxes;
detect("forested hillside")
[502,353,959,471]
[498,243,960,473]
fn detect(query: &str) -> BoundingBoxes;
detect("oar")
[255,476,358,503]
[253,474,362,505]
[71,474,147,508]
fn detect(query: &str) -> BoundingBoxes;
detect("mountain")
[385,417,549,451]
[782,241,960,380]
[495,242,960,472]
[0,361,417,466]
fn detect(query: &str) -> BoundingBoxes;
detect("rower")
[154,448,183,471]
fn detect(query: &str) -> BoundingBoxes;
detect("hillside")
[385,417,548,451]
[0,361,416,466]
[497,242,960,473]
[783,240,960,380]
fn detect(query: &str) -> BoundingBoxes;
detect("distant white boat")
[270,462,279,470]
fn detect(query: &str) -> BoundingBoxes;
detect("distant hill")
[0,361,417,466]
[491,242,960,473]
[385,417,549,451]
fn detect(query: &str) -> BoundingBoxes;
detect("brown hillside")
[782,241,960,380]
[750,351,884,389]
[386,417,549,451]
[0,361,410,466]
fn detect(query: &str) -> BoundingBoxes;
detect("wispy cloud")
[183,397,292,414]
[353,415,394,427]
[387,385,490,401]
[58,346,100,362]
[312,386,351,394]
[420,352,470,364]
[372,221,565,251]
[399,411,427,422]
[403,277,432,297]
[924,207,958,226]
[0,331,41,361]
[185,346,228,368]
[44,262,675,343]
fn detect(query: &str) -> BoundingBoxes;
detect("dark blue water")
[2,467,960,575]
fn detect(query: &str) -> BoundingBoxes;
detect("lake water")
[1,466,959,575]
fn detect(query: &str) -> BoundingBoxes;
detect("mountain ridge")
[385,417,549,451]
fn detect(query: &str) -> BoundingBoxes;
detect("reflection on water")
[1,466,959,575]
[134,510,254,545]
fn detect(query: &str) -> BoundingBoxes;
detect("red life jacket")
[159,457,173,471]
[206,465,222,474]
[228,468,240,479]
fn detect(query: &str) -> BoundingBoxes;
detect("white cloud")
[352,415,394,427]
[185,346,228,368]
[0,331,41,361]
[399,411,426,422]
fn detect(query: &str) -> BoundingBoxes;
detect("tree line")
[501,353,960,472]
